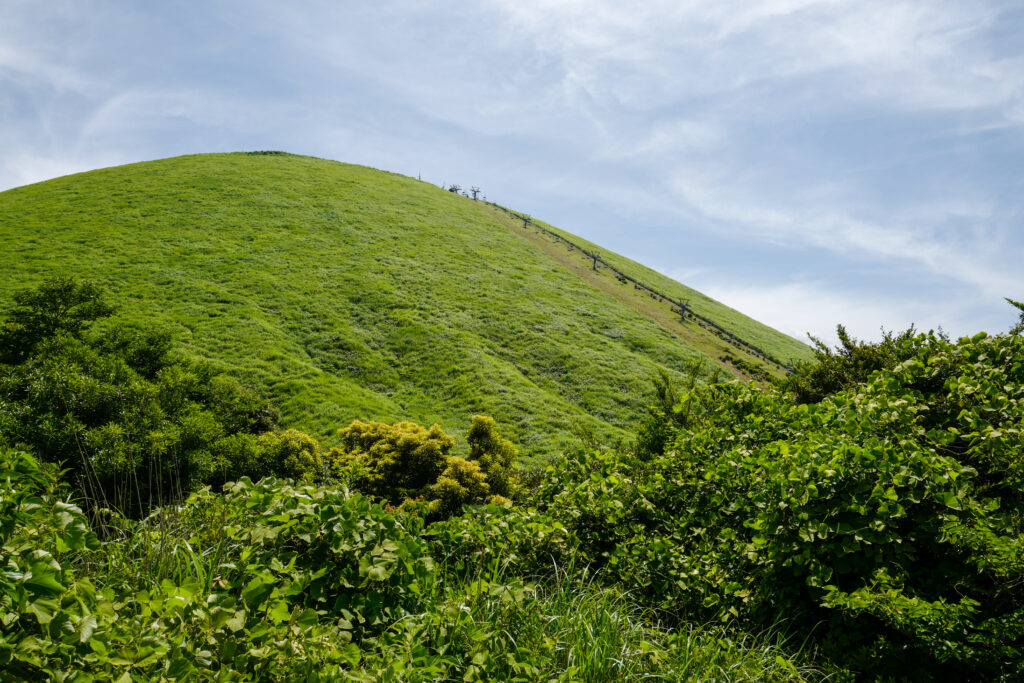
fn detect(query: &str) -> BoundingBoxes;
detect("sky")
[2,0,1023,345]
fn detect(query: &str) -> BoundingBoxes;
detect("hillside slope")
[0,152,809,456]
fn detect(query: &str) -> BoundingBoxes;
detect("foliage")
[0,276,114,365]
[427,502,575,579]
[0,448,822,681]
[255,428,324,481]
[465,414,518,498]
[427,456,490,517]
[635,361,722,457]
[333,417,521,517]
[0,448,101,679]
[0,279,283,515]
[351,571,820,682]
[0,448,434,680]
[543,328,1024,680]
[780,324,924,403]
[332,420,455,504]
[1008,297,1024,335]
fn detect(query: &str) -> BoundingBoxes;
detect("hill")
[0,152,810,456]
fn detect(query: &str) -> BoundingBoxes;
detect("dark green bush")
[0,278,283,515]
[780,324,923,403]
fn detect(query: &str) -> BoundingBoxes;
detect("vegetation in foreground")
[2,284,1023,681]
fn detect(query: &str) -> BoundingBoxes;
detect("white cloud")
[0,151,126,190]
[666,170,1022,298]
[681,279,967,344]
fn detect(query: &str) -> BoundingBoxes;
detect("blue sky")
[2,1,1022,344]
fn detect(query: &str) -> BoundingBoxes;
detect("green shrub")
[428,456,490,517]
[333,420,455,503]
[544,329,1024,679]
[0,447,100,678]
[465,414,518,498]
[427,502,574,578]
[256,428,324,480]
[0,449,437,680]
[332,417,520,514]
[779,324,923,403]
[0,276,114,364]
[0,278,283,515]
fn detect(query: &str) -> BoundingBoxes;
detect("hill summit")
[0,152,809,455]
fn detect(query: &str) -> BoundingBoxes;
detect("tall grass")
[359,561,829,682]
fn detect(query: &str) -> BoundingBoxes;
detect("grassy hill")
[0,152,810,456]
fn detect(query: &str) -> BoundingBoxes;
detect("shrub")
[332,417,521,515]
[0,449,436,680]
[779,324,923,403]
[256,428,324,480]
[0,278,284,515]
[545,329,1024,679]
[333,420,455,503]
[428,456,490,517]
[465,414,518,498]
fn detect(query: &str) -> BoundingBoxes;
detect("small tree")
[0,276,114,364]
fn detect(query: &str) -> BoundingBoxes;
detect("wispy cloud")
[1,1,1020,341]
[679,278,1010,347]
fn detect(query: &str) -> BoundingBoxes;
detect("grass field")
[0,152,809,457]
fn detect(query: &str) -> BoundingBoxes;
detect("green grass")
[524,214,814,367]
[357,570,826,682]
[0,152,808,457]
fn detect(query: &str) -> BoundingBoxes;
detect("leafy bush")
[428,456,490,517]
[332,420,455,503]
[332,417,520,515]
[0,278,284,515]
[254,428,324,480]
[544,329,1024,679]
[0,276,114,364]
[779,324,923,404]
[0,448,100,678]
[428,502,575,578]
[0,448,437,680]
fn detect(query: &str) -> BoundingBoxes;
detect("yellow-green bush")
[333,420,455,503]
[429,456,490,516]
[331,417,519,514]
[466,415,518,498]
[257,428,323,480]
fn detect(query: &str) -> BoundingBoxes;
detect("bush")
[544,329,1024,679]
[332,420,455,503]
[779,324,923,404]
[0,278,284,515]
[0,448,436,680]
[256,428,324,480]
[332,417,520,515]
[465,414,518,498]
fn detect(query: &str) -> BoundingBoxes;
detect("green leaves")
[535,328,1024,679]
